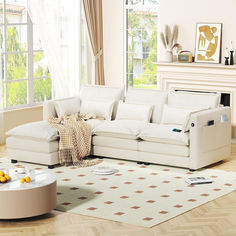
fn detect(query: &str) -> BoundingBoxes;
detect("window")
[0,0,51,109]
[124,0,159,89]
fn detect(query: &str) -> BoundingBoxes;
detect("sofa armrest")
[43,100,57,121]
[43,96,78,121]
[189,107,231,170]
[189,107,231,128]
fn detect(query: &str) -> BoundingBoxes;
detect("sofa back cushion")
[168,90,220,109]
[80,100,114,120]
[161,105,199,125]
[43,86,124,121]
[80,85,124,119]
[125,88,168,123]
[116,102,153,122]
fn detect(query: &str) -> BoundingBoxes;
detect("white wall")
[102,0,236,86]
[103,0,124,87]
[159,0,236,62]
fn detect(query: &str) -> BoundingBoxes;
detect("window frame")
[0,0,52,111]
[123,0,159,91]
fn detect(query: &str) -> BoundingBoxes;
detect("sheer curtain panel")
[82,0,105,85]
[28,0,80,99]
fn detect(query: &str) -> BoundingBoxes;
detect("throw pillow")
[55,97,80,117]
[161,105,203,131]
[80,100,115,121]
[115,101,153,122]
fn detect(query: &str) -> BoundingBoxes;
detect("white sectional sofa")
[6,85,231,170]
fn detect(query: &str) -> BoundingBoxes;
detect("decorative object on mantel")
[225,47,230,65]
[230,41,234,65]
[172,44,182,62]
[160,25,180,62]
[194,23,222,64]
[178,50,193,63]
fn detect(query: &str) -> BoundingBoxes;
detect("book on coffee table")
[185,177,213,185]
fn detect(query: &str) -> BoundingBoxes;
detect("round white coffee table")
[0,170,57,219]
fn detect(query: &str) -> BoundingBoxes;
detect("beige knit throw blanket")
[48,113,101,167]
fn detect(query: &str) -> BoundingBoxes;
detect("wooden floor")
[1,145,236,236]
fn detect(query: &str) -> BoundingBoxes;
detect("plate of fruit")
[0,171,10,183]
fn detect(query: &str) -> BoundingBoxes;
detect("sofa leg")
[143,162,150,166]
[11,159,18,164]
[48,165,54,169]
[189,169,196,172]
[137,161,143,165]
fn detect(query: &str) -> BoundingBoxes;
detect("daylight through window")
[125,0,159,89]
[0,0,51,109]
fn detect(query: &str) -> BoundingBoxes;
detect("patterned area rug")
[0,157,236,227]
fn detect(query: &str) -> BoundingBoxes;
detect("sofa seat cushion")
[93,120,150,140]
[92,136,138,150]
[138,124,189,146]
[138,141,189,157]
[6,136,58,153]
[6,121,59,141]
[7,148,59,165]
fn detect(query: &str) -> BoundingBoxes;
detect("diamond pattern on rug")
[104,201,113,204]
[0,157,236,227]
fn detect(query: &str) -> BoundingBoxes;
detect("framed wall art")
[194,23,222,63]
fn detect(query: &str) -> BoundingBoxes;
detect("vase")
[163,50,173,63]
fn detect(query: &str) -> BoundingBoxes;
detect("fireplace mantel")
[156,62,236,139]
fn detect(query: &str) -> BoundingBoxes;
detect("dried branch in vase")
[160,25,180,51]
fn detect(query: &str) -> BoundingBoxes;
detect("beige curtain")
[83,0,105,85]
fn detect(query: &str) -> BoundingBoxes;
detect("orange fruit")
[4,174,10,181]
[25,176,31,183]
[0,171,5,177]
[20,178,25,184]
[0,176,7,183]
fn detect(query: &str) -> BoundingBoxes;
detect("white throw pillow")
[80,100,114,121]
[79,85,124,119]
[55,97,80,117]
[115,102,153,122]
[6,121,59,141]
[161,105,200,126]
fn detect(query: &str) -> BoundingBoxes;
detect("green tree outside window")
[1,25,51,107]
